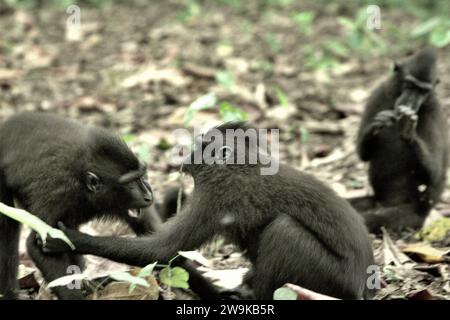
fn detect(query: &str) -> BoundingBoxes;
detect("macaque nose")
[144,192,153,204]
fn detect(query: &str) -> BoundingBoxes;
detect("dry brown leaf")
[122,66,189,88]
[65,25,83,42]
[179,250,213,268]
[406,288,434,300]
[200,267,248,290]
[68,96,114,112]
[89,277,159,300]
[382,228,414,266]
[402,243,450,263]
[265,105,297,123]
[0,69,22,81]
[285,284,339,300]
[22,46,54,69]
[182,62,216,79]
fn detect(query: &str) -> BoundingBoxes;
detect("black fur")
[44,122,376,300]
[350,48,448,232]
[0,112,153,299]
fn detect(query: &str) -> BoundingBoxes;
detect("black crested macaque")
[42,122,376,300]
[0,112,154,300]
[350,48,448,233]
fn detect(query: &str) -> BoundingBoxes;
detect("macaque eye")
[86,172,102,192]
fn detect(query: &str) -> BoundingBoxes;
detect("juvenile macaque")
[43,122,376,299]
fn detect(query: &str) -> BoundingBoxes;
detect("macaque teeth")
[128,209,140,218]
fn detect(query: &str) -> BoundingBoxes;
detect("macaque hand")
[369,110,397,136]
[36,222,76,254]
[396,105,418,141]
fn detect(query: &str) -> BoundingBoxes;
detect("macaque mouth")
[128,208,143,218]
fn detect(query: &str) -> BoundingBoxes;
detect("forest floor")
[0,0,449,300]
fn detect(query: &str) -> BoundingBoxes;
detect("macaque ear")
[86,172,102,192]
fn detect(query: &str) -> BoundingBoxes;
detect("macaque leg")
[409,135,440,183]
[348,196,377,212]
[0,216,20,300]
[27,232,84,300]
[361,204,427,233]
[358,110,397,161]
[397,105,439,182]
[253,214,363,300]
[0,175,19,300]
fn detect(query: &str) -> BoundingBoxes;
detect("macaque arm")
[357,128,377,161]
[356,90,392,161]
[53,205,215,266]
[409,134,442,184]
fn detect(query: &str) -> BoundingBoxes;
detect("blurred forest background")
[0,0,449,300]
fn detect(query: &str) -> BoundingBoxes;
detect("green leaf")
[109,271,150,288]
[138,262,158,278]
[156,138,172,151]
[250,60,273,72]
[355,8,370,25]
[177,0,202,22]
[275,88,289,108]
[219,102,248,122]
[129,263,155,294]
[138,144,151,162]
[411,17,441,37]
[122,134,136,143]
[300,127,309,144]
[292,11,315,25]
[0,202,75,250]
[292,11,315,34]
[273,287,297,300]
[48,274,87,288]
[383,267,401,283]
[184,93,217,126]
[264,33,281,53]
[430,28,450,48]
[325,41,349,58]
[338,17,356,30]
[215,70,235,91]
[348,31,363,49]
[159,267,190,289]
